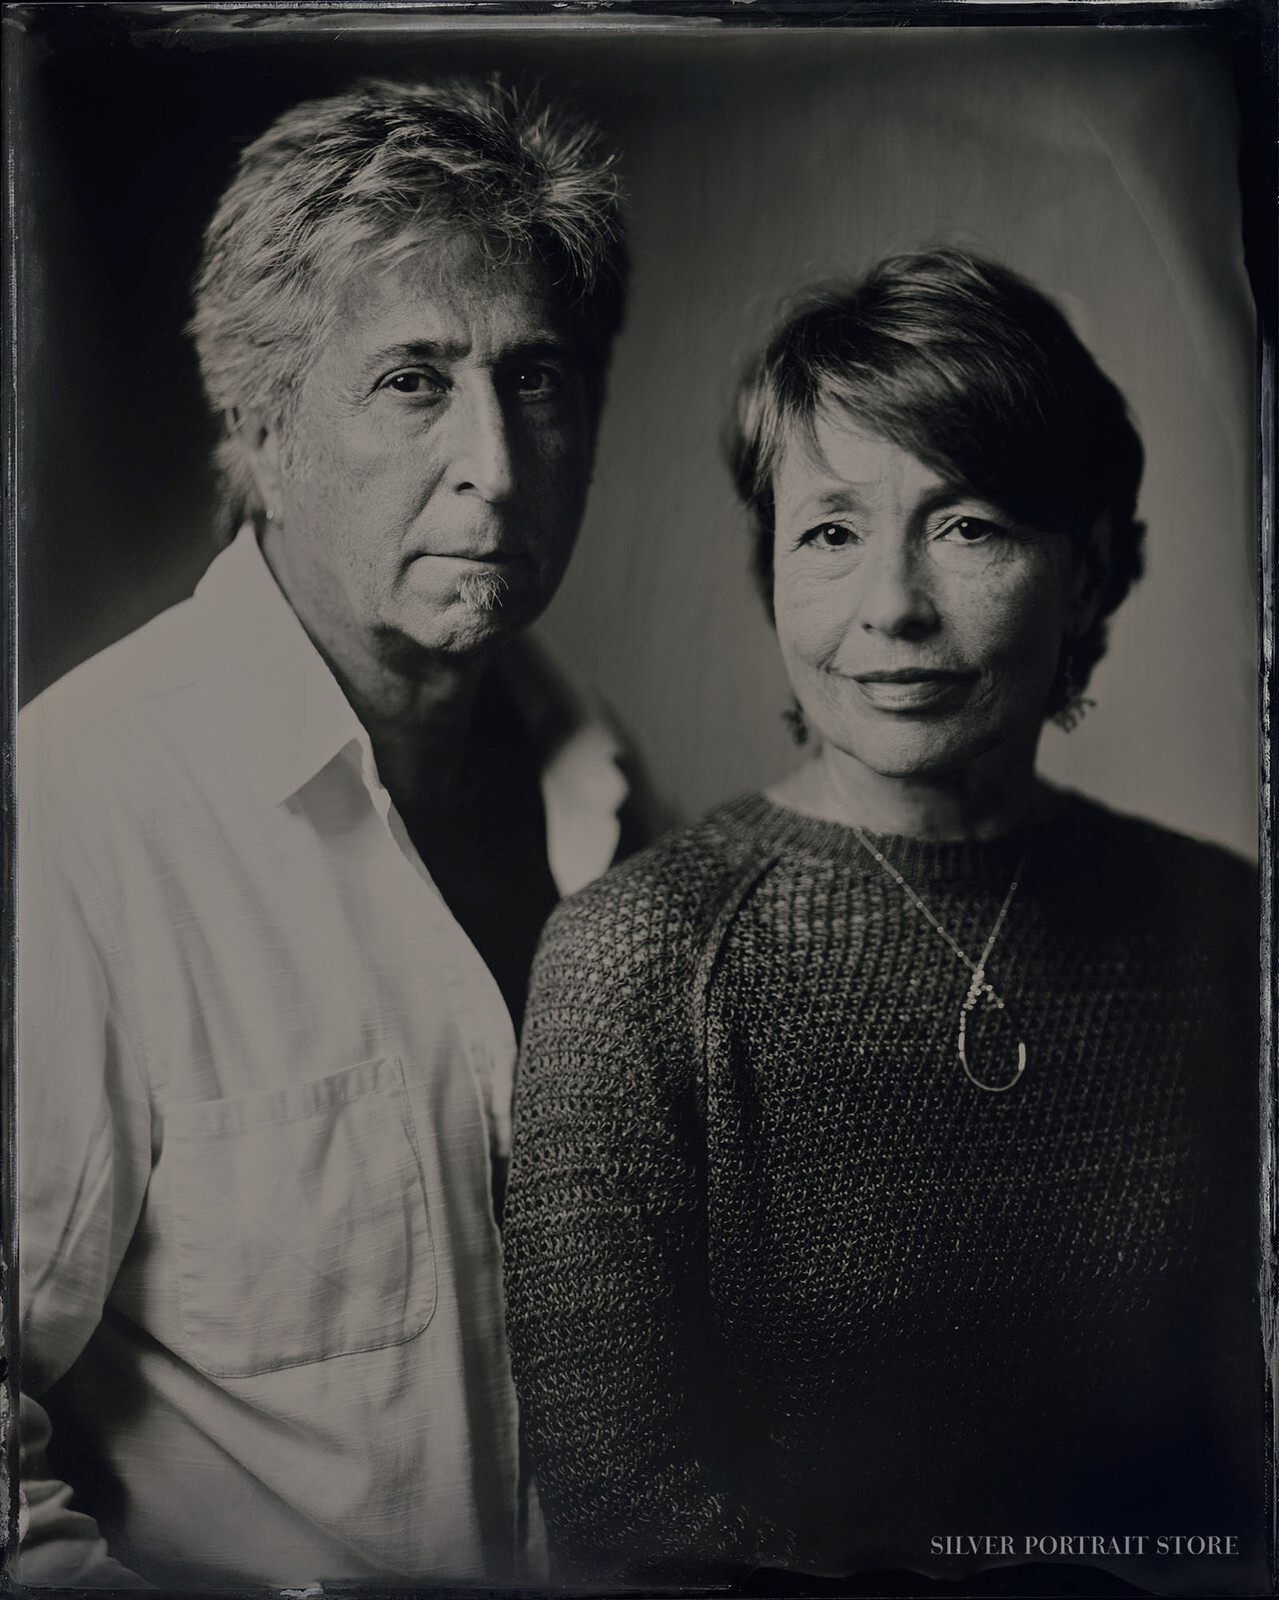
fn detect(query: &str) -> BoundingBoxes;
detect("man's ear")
[1068,511,1114,638]
[232,408,285,521]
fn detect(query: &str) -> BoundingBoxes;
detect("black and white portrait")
[5,6,1272,1597]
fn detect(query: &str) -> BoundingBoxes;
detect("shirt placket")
[353,734,517,1207]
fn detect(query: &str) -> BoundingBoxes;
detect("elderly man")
[17,77,638,1589]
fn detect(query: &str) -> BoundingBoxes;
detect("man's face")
[256,231,598,672]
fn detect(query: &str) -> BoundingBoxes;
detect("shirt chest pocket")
[166,1056,436,1379]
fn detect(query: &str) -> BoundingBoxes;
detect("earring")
[265,508,276,524]
[782,697,808,746]
[1052,642,1094,733]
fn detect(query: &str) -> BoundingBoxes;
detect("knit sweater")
[503,792,1265,1595]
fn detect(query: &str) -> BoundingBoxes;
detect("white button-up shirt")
[17,527,631,1589]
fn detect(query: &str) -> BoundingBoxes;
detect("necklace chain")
[849,825,1029,1092]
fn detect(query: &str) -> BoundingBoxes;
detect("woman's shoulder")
[539,795,776,961]
[1053,791,1257,918]
[524,798,776,1045]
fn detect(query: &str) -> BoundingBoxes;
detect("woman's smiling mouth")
[845,668,975,712]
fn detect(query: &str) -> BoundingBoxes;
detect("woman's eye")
[802,523,855,550]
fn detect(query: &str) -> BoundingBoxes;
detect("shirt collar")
[194,526,630,891]
[194,525,367,808]
[494,637,630,896]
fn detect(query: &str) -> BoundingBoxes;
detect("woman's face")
[772,410,1094,784]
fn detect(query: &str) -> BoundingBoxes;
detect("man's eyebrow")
[364,334,580,373]
[363,339,470,371]
[495,336,581,364]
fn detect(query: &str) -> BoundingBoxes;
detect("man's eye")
[511,365,563,400]
[800,523,855,550]
[939,515,1003,543]
[383,371,444,396]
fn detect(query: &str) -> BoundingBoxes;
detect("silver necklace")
[849,825,1029,1093]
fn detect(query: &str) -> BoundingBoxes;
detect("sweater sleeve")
[503,848,780,1584]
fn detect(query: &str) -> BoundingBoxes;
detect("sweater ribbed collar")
[715,789,1093,889]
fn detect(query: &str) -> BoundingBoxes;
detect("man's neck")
[260,528,491,813]
[352,660,490,814]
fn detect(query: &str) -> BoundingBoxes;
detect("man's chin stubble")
[457,568,510,614]
[371,572,537,674]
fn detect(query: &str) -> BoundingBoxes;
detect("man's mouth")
[433,547,527,565]
[406,547,534,580]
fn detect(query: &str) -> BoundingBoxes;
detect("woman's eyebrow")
[789,482,1003,522]
[795,486,868,516]
[917,484,975,515]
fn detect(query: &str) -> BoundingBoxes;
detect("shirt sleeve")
[17,760,153,1583]
[503,867,785,1584]
[18,1396,152,1587]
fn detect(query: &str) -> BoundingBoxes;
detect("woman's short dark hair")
[727,249,1146,718]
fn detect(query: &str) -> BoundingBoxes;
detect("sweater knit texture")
[503,792,1264,1594]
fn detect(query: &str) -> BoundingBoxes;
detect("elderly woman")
[503,251,1263,1594]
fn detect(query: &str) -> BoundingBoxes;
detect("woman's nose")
[857,534,938,638]
[447,378,516,504]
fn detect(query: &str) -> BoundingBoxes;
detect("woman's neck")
[766,739,1059,841]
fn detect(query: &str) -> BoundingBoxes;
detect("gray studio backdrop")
[17,20,1257,857]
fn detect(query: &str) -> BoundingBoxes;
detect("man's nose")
[447,378,515,504]
[857,532,938,638]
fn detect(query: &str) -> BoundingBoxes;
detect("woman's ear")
[1068,511,1114,637]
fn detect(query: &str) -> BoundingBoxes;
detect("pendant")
[957,979,1027,1093]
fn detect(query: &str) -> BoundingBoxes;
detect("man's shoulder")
[18,596,209,824]
[21,599,204,745]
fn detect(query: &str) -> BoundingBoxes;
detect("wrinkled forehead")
[772,401,967,508]
[337,227,546,314]
[773,392,948,486]
[309,221,593,366]
[780,383,1060,527]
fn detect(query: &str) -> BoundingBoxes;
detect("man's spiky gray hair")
[188,76,628,530]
